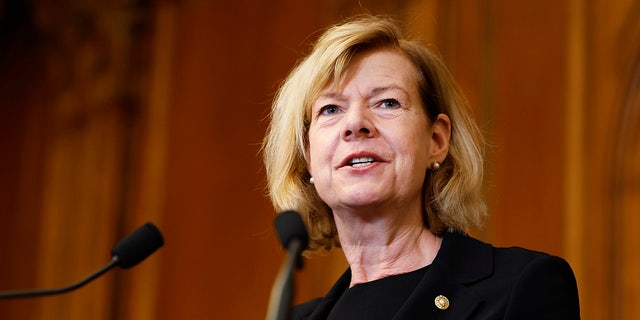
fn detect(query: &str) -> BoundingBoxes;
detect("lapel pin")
[434,295,450,310]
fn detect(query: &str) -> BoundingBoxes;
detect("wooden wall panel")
[114,2,174,319]
[1,1,638,319]
[583,1,640,318]
[148,2,327,319]
[0,1,153,319]
[483,1,568,255]
[0,16,47,317]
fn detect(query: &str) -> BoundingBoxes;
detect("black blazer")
[290,231,580,319]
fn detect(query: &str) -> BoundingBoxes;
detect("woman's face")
[306,48,449,213]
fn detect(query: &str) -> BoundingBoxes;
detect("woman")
[263,15,580,320]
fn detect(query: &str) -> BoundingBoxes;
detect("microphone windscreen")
[274,210,309,250]
[111,222,164,269]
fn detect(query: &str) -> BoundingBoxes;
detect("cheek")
[396,143,427,174]
[307,132,329,174]
[396,126,431,168]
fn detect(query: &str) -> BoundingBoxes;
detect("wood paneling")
[1,1,639,319]
[0,7,48,317]
[149,2,327,319]
[0,1,153,319]
[581,1,640,318]
[484,1,568,254]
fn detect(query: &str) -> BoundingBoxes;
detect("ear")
[429,113,451,162]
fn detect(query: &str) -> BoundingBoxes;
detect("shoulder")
[436,231,580,319]
[490,241,577,290]
[497,250,580,319]
[445,233,580,319]
[441,230,573,279]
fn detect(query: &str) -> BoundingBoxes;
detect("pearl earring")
[309,177,314,184]
[431,161,441,171]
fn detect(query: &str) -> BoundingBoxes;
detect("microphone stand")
[0,222,163,300]
[0,257,119,299]
[265,238,304,320]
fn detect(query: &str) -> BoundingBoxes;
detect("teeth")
[350,157,375,167]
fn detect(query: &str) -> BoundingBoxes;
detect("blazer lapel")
[393,231,494,320]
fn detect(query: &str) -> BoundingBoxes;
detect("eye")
[380,99,400,109]
[320,104,340,115]
[373,98,405,119]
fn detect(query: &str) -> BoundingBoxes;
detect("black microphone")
[111,222,164,269]
[266,210,309,320]
[274,210,309,268]
[0,222,164,299]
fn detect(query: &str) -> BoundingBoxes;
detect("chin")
[339,192,385,209]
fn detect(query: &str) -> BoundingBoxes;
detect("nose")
[342,104,377,140]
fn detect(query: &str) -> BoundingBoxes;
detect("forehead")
[321,48,419,96]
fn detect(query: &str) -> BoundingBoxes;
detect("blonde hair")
[263,15,485,251]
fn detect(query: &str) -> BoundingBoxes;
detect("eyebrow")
[316,91,345,101]
[316,84,407,101]
[369,85,406,97]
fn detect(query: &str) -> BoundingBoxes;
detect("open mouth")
[348,157,376,167]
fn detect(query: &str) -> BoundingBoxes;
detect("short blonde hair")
[263,15,485,251]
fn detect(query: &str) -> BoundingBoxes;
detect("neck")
[334,206,442,287]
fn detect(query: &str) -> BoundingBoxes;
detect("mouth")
[348,157,376,168]
[340,153,384,168]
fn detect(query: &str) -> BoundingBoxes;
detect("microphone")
[0,222,164,299]
[266,210,309,320]
[274,210,309,269]
[111,222,164,269]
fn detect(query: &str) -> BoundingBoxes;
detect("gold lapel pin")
[434,295,450,310]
